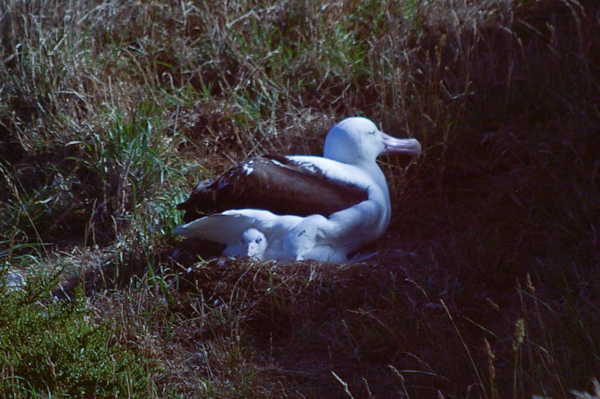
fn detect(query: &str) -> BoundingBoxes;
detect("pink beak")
[382,132,422,156]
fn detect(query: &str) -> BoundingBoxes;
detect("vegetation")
[0,276,155,398]
[1,0,599,397]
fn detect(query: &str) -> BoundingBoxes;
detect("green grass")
[0,273,156,398]
[1,0,599,397]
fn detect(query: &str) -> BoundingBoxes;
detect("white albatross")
[173,117,421,262]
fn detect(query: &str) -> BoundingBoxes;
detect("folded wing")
[176,155,368,222]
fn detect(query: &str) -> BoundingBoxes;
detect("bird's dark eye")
[257,238,262,243]
[369,130,376,135]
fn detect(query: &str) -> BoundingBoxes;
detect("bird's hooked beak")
[381,132,422,157]
[247,242,260,257]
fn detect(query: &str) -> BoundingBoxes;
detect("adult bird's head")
[323,117,421,166]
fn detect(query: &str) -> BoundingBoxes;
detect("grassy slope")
[1,0,599,397]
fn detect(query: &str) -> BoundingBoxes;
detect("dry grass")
[1,0,600,397]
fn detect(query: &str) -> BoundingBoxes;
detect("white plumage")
[223,228,268,260]
[174,117,421,262]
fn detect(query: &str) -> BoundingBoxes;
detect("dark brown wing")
[177,155,368,223]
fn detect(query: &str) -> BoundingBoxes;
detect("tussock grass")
[1,0,599,397]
